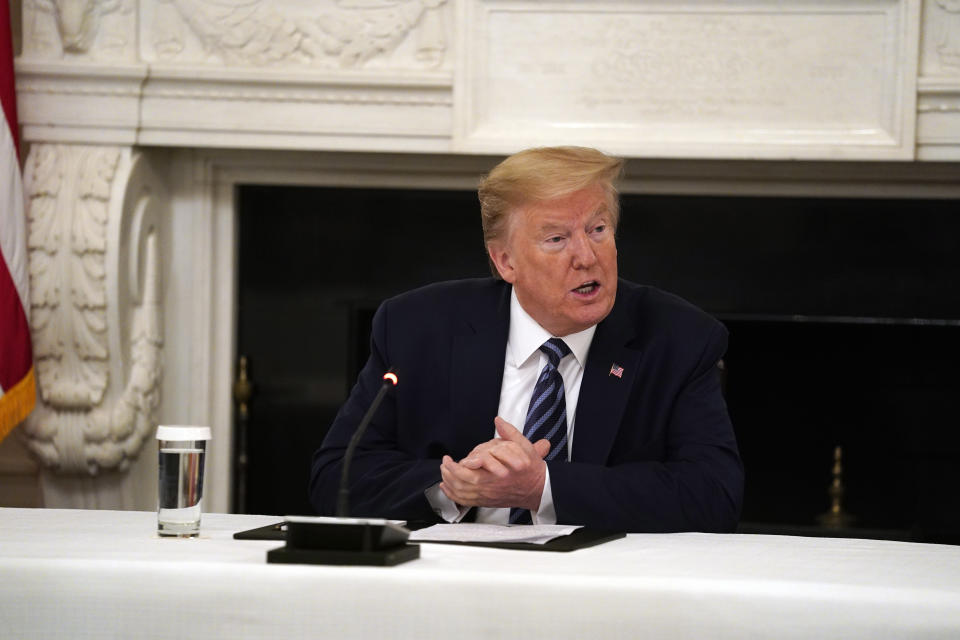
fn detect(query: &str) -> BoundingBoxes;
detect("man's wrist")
[525,461,547,510]
[425,482,470,522]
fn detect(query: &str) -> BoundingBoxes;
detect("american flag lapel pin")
[609,363,624,378]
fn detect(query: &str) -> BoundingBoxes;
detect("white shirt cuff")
[424,483,471,522]
[530,464,557,525]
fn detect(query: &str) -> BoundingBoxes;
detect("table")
[3,507,960,639]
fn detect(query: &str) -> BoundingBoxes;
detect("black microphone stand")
[264,371,420,566]
[337,372,397,517]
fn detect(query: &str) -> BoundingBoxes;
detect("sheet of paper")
[409,523,581,545]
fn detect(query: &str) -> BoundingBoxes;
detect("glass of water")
[156,425,211,537]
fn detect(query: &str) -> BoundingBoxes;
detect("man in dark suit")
[310,147,743,532]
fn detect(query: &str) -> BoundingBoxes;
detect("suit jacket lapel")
[449,283,511,456]
[572,289,644,464]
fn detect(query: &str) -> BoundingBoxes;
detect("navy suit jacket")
[310,278,743,532]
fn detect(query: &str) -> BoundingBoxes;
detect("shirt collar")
[507,288,596,368]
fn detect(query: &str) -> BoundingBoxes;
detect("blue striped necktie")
[509,338,571,525]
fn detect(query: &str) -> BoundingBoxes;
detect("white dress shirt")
[426,288,596,523]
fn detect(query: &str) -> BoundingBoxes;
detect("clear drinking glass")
[156,425,211,537]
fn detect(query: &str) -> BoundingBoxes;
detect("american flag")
[0,1,36,443]
[609,363,624,378]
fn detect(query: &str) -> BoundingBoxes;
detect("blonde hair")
[478,146,624,278]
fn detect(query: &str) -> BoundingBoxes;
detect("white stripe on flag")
[0,109,29,313]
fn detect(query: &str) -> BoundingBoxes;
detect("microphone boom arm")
[336,372,398,517]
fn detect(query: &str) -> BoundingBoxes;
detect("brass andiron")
[232,355,254,513]
[233,355,253,420]
[817,445,856,529]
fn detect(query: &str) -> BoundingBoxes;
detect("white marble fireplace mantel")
[16,0,960,159]
[6,0,960,512]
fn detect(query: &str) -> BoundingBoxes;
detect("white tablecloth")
[2,507,960,639]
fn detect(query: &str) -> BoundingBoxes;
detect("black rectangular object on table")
[266,544,421,566]
[240,516,420,566]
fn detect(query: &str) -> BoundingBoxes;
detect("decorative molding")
[16,82,142,98]
[26,145,117,410]
[21,145,165,475]
[918,77,960,91]
[14,59,454,150]
[934,0,960,70]
[142,86,452,106]
[921,0,960,76]
[916,76,960,155]
[917,103,960,112]
[144,0,449,70]
[455,0,921,159]
[916,77,960,110]
[14,62,147,145]
[17,79,451,105]
[21,0,452,71]
[23,0,137,60]
[136,67,454,150]
[917,76,960,112]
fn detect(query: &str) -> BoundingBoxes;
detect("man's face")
[488,184,618,336]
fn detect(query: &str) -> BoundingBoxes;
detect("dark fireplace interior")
[236,184,960,543]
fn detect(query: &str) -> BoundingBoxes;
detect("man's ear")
[487,241,516,283]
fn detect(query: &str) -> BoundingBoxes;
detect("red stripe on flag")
[0,0,35,439]
[0,0,19,158]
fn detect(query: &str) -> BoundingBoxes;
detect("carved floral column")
[22,145,163,479]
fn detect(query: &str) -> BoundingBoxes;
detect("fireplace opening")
[236,185,960,542]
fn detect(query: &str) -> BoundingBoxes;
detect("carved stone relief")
[145,0,449,69]
[21,145,165,475]
[457,1,916,158]
[22,0,136,60]
[934,0,960,71]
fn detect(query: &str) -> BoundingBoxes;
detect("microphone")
[337,371,398,517]
[264,370,419,566]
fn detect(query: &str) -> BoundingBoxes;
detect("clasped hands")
[439,417,550,512]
